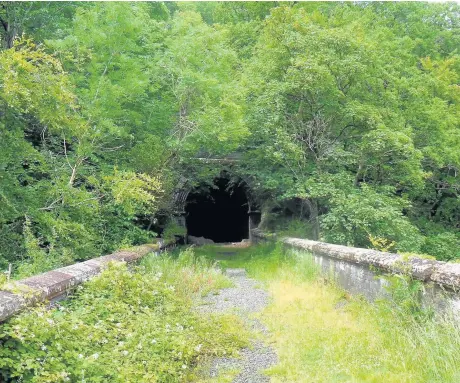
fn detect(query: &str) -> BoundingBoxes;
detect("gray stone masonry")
[252,230,460,313]
[0,244,161,322]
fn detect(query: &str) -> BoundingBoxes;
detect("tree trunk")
[0,3,18,49]
[303,198,319,240]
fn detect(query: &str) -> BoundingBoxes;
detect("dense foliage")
[0,249,247,382]
[0,2,459,274]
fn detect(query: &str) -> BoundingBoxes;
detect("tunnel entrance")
[185,178,249,243]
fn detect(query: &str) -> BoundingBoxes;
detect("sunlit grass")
[142,246,233,299]
[202,242,460,383]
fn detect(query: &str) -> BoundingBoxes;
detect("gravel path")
[199,268,277,382]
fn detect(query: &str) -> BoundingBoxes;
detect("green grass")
[3,243,459,382]
[0,248,249,383]
[199,242,460,383]
[191,364,241,383]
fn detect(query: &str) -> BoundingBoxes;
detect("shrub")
[321,185,423,252]
[422,232,460,261]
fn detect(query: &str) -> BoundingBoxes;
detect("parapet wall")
[0,243,163,322]
[3,233,460,322]
[252,230,460,312]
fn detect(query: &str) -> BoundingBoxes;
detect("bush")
[422,232,460,261]
[321,185,423,252]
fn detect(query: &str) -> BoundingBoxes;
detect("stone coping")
[0,243,164,322]
[252,230,460,291]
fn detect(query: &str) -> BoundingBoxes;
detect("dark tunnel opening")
[185,178,249,243]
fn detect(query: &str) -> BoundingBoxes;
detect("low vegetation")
[0,248,248,382]
[197,243,460,382]
[2,243,460,381]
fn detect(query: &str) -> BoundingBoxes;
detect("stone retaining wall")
[252,230,460,313]
[0,243,164,322]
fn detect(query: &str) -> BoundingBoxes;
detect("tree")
[238,3,459,254]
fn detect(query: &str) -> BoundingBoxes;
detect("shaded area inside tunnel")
[185,178,249,243]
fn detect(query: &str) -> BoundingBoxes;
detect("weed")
[0,248,248,382]
[200,243,460,383]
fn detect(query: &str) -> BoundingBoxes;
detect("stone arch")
[173,172,261,243]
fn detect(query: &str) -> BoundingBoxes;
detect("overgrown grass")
[199,242,460,382]
[0,248,248,382]
[3,243,459,382]
[142,247,233,299]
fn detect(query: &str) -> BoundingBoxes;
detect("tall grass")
[200,242,460,382]
[141,246,233,300]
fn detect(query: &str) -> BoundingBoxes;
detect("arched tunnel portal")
[184,176,260,243]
